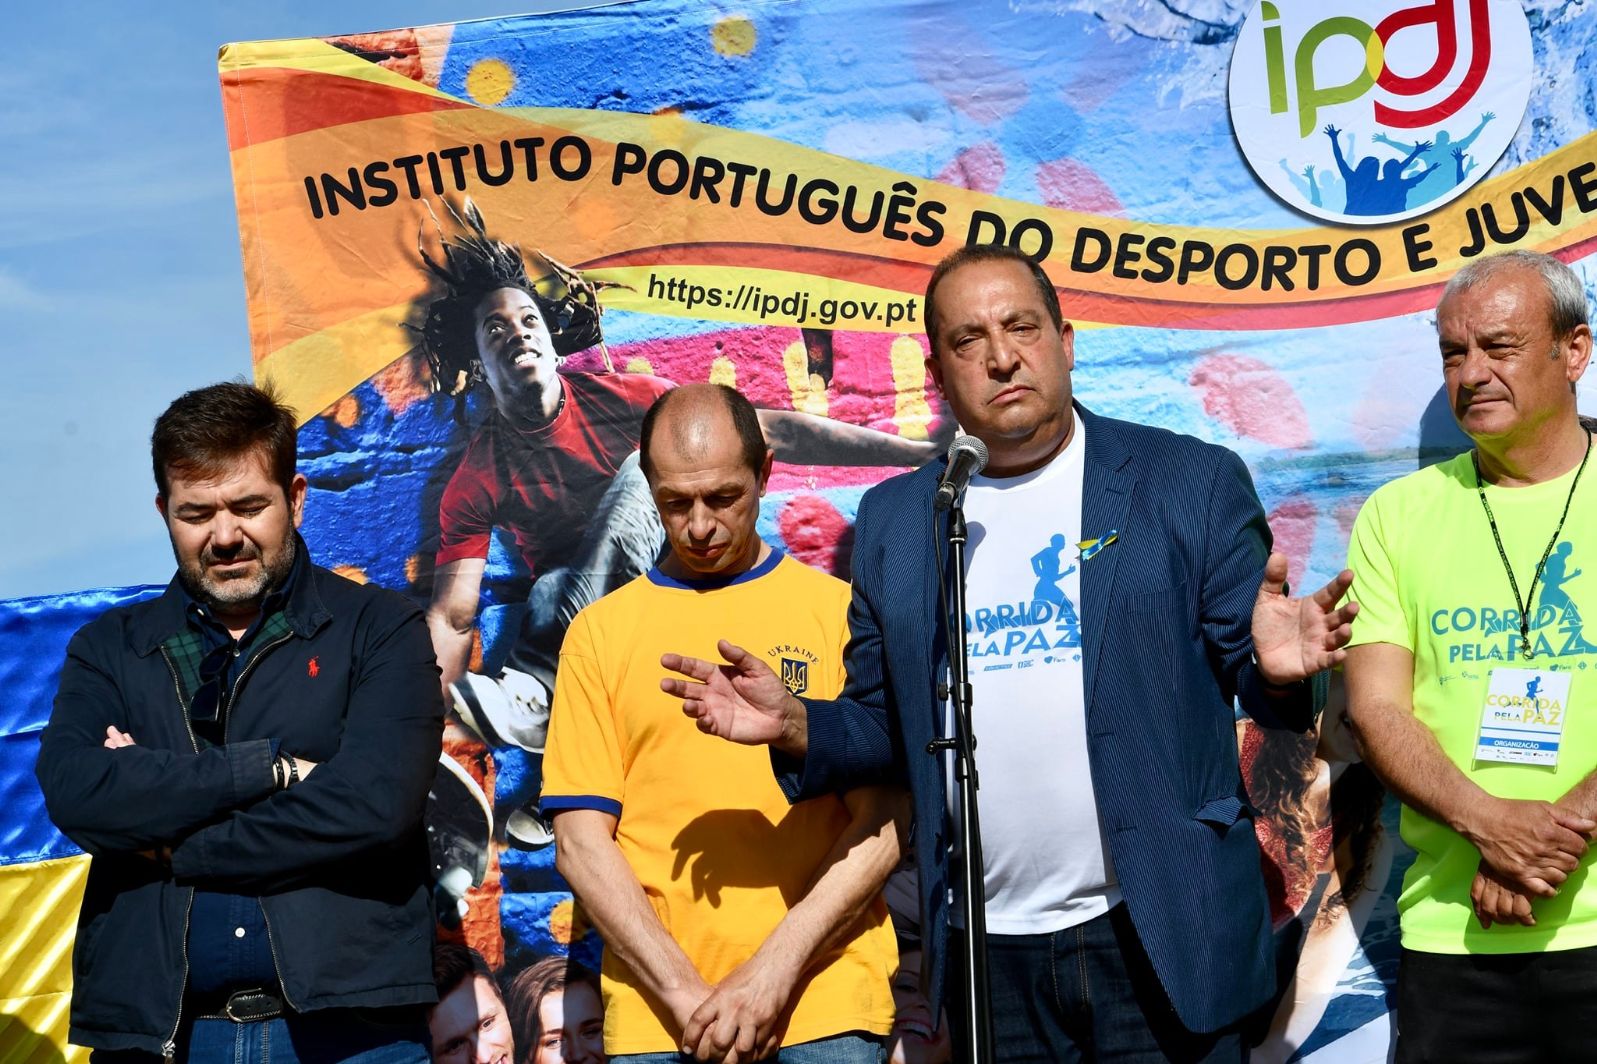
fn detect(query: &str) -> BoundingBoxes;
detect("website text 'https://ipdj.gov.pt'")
[646,272,921,328]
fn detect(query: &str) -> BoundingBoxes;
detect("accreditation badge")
[1474,668,1572,768]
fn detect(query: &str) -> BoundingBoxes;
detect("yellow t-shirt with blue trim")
[1347,451,1597,954]
[541,550,897,1054]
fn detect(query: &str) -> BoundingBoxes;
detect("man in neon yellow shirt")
[542,383,904,1062]
[1346,250,1597,1061]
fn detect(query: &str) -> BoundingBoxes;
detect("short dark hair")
[432,942,497,1001]
[504,956,601,1051]
[639,384,767,480]
[151,380,299,500]
[923,243,1063,354]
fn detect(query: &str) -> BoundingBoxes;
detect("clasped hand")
[671,954,798,1063]
[1466,797,1595,929]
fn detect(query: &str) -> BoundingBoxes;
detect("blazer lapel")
[927,500,952,740]
[1079,406,1135,711]
[918,469,951,740]
[874,462,948,742]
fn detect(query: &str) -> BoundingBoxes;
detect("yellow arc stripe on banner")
[254,303,421,425]
[221,41,1597,301]
[502,107,1597,297]
[228,100,1597,324]
[220,35,1597,284]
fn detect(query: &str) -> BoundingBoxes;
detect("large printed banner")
[4,0,1596,1060]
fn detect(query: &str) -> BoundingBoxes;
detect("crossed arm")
[98,723,319,861]
[554,785,908,1062]
[37,611,445,892]
[1345,642,1597,927]
[36,628,284,855]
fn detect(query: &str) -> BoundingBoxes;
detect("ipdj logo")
[1229,0,1531,225]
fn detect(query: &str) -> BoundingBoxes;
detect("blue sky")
[0,2,606,599]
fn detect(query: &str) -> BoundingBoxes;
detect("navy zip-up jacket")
[35,547,445,1055]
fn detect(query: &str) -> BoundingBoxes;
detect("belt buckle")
[222,988,284,1023]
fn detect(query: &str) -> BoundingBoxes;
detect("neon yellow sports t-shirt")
[541,550,897,1054]
[1347,450,1597,954]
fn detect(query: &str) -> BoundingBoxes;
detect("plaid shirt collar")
[164,542,304,712]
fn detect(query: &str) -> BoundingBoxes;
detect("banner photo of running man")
[4,1,1597,1061]
[214,3,1594,1061]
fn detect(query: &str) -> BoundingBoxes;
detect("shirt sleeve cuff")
[228,738,279,805]
[540,794,622,818]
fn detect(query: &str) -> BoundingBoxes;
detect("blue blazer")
[777,404,1320,1035]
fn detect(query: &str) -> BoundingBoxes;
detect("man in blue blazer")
[662,244,1357,1061]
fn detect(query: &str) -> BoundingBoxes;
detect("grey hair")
[1440,250,1589,337]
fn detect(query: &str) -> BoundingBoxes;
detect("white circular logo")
[1229,0,1532,226]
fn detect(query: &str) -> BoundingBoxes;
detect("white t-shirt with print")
[948,414,1119,934]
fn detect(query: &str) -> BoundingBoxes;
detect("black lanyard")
[1472,431,1592,659]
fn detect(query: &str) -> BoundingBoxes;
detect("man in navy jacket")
[36,382,444,1061]
[662,245,1358,1061]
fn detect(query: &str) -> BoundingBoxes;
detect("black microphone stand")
[928,501,995,1062]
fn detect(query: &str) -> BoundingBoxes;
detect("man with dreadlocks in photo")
[418,202,940,844]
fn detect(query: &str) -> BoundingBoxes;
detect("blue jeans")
[950,905,1244,1063]
[610,1032,885,1064]
[92,1007,431,1064]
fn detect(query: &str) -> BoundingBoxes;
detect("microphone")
[933,435,990,512]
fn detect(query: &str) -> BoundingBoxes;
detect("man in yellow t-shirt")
[1346,250,1597,1062]
[542,383,904,1062]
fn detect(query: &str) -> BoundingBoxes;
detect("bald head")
[640,383,767,482]
[642,383,774,580]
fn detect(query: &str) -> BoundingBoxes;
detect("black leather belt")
[192,986,286,1023]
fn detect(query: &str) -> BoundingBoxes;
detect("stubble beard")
[176,532,297,615]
